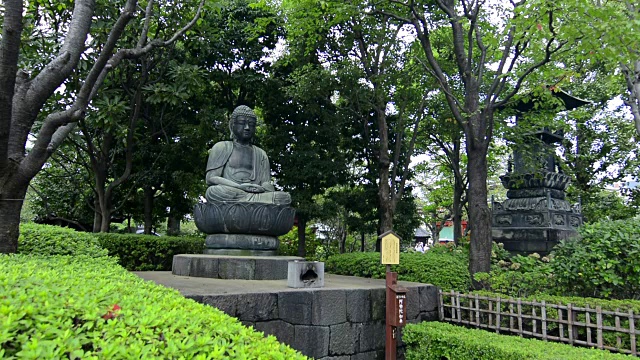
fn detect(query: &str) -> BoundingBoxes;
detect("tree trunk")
[297,215,307,258]
[430,222,441,244]
[360,231,365,252]
[167,214,180,236]
[453,177,464,244]
[375,218,381,252]
[99,202,111,233]
[0,184,27,253]
[623,59,640,136]
[375,95,394,252]
[144,185,154,235]
[92,197,102,233]
[339,230,346,254]
[93,165,109,232]
[573,117,592,221]
[466,139,492,289]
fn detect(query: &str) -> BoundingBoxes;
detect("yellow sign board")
[380,230,400,264]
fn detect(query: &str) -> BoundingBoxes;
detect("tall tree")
[378,0,568,284]
[259,58,350,257]
[563,1,640,136]
[282,0,426,249]
[0,0,205,252]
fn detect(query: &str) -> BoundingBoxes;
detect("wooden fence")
[439,290,640,356]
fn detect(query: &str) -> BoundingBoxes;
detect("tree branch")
[394,101,424,208]
[19,0,205,183]
[10,0,97,158]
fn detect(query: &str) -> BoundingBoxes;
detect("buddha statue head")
[229,105,257,144]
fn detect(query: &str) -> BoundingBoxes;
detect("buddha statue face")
[232,115,256,144]
[229,105,257,144]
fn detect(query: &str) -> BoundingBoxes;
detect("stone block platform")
[135,271,438,359]
[172,254,304,280]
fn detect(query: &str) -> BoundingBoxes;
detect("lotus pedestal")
[193,202,295,255]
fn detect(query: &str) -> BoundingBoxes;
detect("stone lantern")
[492,89,590,255]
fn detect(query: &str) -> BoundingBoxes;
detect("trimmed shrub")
[476,253,555,298]
[404,321,632,360]
[326,248,470,291]
[96,233,204,271]
[0,254,306,359]
[18,223,108,258]
[551,217,640,299]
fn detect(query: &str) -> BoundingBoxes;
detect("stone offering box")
[287,261,325,288]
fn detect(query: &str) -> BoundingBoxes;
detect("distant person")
[415,242,424,253]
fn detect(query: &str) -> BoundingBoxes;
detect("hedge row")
[95,233,204,271]
[18,223,109,258]
[18,224,204,271]
[0,254,306,359]
[404,321,632,359]
[325,247,471,291]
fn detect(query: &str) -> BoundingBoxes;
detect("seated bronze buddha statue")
[205,105,291,205]
[194,105,295,254]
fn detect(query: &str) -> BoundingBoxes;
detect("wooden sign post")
[379,230,406,360]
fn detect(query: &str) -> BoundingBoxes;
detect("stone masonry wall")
[185,284,438,359]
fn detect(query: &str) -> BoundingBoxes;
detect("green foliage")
[96,233,204,271]
[17,223,204,271]
[326,248,470,291]
[580,189,639,224]
[277,226,322,260]
[480,218,640,300]
[551,218,640,299]
[28,148,95,230]
[259,57,351,229]
[477,253,555,298]
[18,223,108,258]
[404,321,632,360]
[491,241,511,264]
[0,254,306,359]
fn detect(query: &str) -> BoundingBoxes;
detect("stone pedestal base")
[204,248,278,256]
[205,233,279,251]
[137,271,440,360]
[492,227,579,256]
[172,254,304,280]
[492,198,583,256]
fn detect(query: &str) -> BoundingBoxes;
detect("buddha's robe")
[205,141,290,204]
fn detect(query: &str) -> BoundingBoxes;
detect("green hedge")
[18,224,204,271]
[18,223,108,258]
[477,253,555,298]
[96,233,204,271]
[325,248,470,291]
[404,321,632,360]
[551,217,640,299]
[0,254,306,359]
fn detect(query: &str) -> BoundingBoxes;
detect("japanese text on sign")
[380,231,400,264]
[397,294,406,324]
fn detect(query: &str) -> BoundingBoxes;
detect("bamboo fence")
[439,290,640,356]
